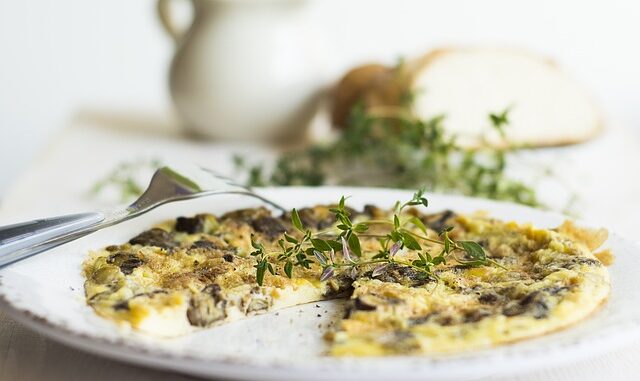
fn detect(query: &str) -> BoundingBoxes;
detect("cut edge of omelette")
[82,208,350,337]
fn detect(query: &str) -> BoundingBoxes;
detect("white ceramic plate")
[1,187,639,381]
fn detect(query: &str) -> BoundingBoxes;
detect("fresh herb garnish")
[91,104,537,208]
[489,107,511,139]
[235,104,538,207]
[250,191,499,286]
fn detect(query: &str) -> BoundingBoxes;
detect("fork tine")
[185,165,288,213]
[198,167,250,190]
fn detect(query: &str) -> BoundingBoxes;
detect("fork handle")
[0,212,105,266]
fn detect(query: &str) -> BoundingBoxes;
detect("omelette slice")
[329,218,611,355]
[83,206,351,337]
[83,204,611,354]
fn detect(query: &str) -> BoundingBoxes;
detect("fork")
[0,165,286,268]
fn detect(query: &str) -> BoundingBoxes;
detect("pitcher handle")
[157,0,192,44]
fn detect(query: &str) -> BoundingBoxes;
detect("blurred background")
[1,0,639,203]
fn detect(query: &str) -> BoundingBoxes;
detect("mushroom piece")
[129,228,177,249]
[106,252,144,275]
[186,285,227,327]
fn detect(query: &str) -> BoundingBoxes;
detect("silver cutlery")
[0,165,285,267]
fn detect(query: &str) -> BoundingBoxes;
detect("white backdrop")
[1,0,639,196]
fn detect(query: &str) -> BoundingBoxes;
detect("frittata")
[83,204,611,355]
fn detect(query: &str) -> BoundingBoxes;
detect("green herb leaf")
[409,217,428,235]
[443,233,451,254]
[326,239,343,252]
[338,214,352,228]
[389,230,402,243]
[311,239,332,252]
[458,241,487,264]
[354,223,369,233]
[291,208,304,231]
[348,233,362,257]
[284,261,293,278]
[250,235,263,251]
[284,232,298,244]
[372,251,388,260]
[255,260,267,286]
[431,254,446,266]
[400,231,421,250]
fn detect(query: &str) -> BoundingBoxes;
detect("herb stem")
[250,191,492,285]
[332,259,438,278]
[397,229,449,246]
[331,259,388,268]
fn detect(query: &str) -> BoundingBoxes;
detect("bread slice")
[410,48,603,147]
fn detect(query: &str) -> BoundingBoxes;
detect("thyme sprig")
[235,104,538,207]
[251,191,498,286]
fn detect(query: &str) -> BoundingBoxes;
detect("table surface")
[1,114,640,381]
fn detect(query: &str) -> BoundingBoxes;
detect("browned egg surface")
[83,205,611,355]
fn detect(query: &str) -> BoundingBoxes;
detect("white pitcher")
[157,0,326,140]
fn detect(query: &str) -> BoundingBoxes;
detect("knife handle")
[0,212,104,267]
